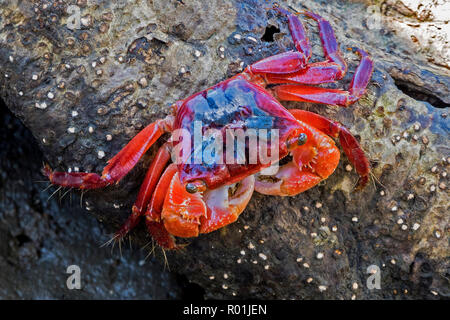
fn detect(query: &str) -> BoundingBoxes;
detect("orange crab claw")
[255,162,321,196]
[161,174,255,238]
[161,172,207,238]
[200,175,255,234]
[255,121,340,196]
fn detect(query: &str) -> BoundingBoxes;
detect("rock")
[0,0,448,299]
[380,0,450,69]
[0,100,183,299]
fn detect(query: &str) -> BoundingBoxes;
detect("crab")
[44,8,373,249]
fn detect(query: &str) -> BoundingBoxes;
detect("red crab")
[44,8,373,249]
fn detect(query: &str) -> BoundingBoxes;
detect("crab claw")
[161,172,207,238]
[255,123,340,196]
[200,175,255,234]
[161,174,255,238]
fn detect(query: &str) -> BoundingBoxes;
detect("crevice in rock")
[15,234,32,246]
[261,25,280,42]
[392,78,449,108]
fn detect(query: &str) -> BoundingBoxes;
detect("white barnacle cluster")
[218,46,225,59]
[258,253,267,260]
[35,102,47,109]
[318,285,327,292]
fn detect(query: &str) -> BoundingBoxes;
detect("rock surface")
[0,99,184,299]
[380,0,449,69]
[0,0,448,299]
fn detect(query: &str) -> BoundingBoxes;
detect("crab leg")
[302,11,347,77]
[268,9,346,81]
[273,48,373,106]
[289,109,370,188]
[282,9,347,73]
[276,7,311,64]
[144,164,179,249]
[248,7,313,75]
[249,51,309,75]
[146,164,179,222]
[248,8,364,81]
[265,61,343,85]
[264,9,372,93]
[43,116,173,189]
[114,143,171,239]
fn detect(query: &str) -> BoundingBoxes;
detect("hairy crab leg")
[255,120,340,196]
[145,221,179,250]
[273,48,373,106]
[43,115,174,189]
[114,143,172,239]
[289,109,370,189]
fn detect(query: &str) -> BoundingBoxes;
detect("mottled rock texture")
[0,0,448,299]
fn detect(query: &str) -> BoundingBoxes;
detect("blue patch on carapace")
[186,78,274,131]
[174,76,299,188]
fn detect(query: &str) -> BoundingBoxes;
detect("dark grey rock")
[0,100,183,299]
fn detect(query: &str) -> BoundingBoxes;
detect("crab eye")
[297,133,307,145]
[185,183,198,194]
[185,180,207,193]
